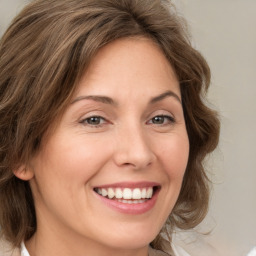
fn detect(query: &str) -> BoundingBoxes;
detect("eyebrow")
[149,90,181,104]
[71,90,181,106]
[71,95,116,105]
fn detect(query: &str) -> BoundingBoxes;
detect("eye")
[148,115,175,125]
[80,116,107,127]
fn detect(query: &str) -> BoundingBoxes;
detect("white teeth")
[108,188,115,199]
[115,188,122,199]
[95,187,155,200]
[141,188,147,198]
[132,188,142,199]
[101,188,108,197]
[117,199,147,204]
[123,188,132,199]
[146,187,153,198]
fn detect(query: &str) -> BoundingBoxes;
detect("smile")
[93,183,160,214]
[94,187,154,203]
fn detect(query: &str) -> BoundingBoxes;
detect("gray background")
[1,1,256,256]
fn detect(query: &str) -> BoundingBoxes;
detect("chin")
[100,227,159,250]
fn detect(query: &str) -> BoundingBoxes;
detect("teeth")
[108,188,115,199]
[117,199,147,204]
[97,188,102,195]
[141,188,147,198]
[146,188,153,198]
[102,188,108,197]
[132,188,142,199]
[95,187,154,200]
[123,188,132,199]
[115,188,122,199]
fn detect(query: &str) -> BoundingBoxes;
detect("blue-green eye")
[149,115,175,125]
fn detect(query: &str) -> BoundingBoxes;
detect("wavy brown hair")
[0,0,220,251]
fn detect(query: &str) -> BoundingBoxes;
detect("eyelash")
[147,115,175,126]
[80,114,175,128]
[79,116,108,128]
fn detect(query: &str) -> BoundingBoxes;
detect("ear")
[13,165,34,181]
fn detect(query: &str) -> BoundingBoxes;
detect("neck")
[25,232,149,256]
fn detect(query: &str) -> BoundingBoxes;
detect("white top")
[247,247,256,256]
[172,244,191,256]
[20,242,30,256]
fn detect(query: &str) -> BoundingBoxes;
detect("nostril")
[113,132,156,169]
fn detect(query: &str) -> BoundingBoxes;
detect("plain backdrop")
[0,1,255,256]
[172,1,256,255]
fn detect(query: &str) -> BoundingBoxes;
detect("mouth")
[93,185,160,205]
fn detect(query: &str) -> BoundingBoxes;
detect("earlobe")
[13,165,34,181]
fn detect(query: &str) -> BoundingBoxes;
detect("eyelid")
[146,109,175,120]
[79,115,109,127]
[147,114,175,124]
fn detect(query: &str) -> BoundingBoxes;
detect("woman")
[0,0,220,255]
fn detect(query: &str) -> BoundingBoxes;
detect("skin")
[16,38,189,256]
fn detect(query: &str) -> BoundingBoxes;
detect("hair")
[0,0,220,251]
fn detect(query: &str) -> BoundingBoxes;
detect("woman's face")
[27,38,189,254]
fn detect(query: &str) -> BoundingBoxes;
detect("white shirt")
[20,242,30,256]
[172,244,191,256]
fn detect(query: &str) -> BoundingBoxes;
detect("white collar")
[172,243,191,256]
[21,242,30,256]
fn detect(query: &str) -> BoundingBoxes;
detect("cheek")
[35,135,113,188]
[158,133,189,180]
[64,136,113,176]
[29,136,114,217]
[150,132,189,224]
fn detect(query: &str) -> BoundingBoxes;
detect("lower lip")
[94,189,160,215]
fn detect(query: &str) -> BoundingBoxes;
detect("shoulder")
[0,239,21,256]
[172,244,191,256]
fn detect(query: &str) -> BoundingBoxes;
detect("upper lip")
[93,181,161,189]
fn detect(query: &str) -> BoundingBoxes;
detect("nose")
[113,124,156,170]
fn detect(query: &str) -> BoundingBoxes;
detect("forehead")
[74,37,180,99]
